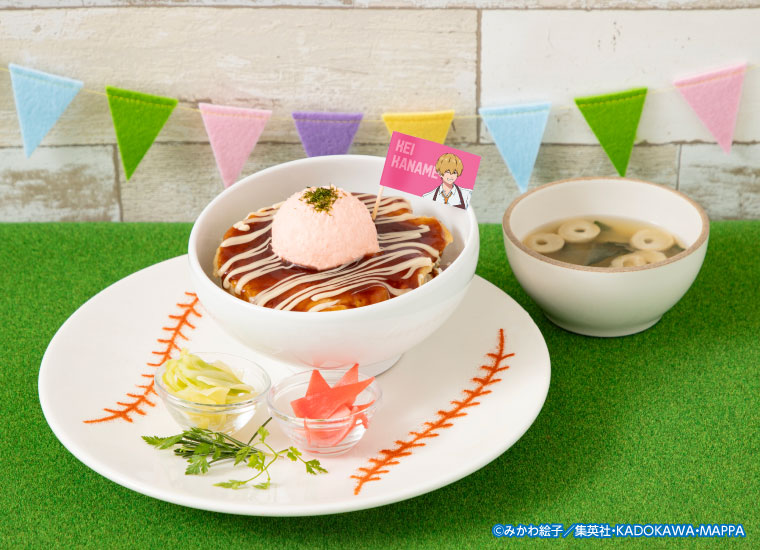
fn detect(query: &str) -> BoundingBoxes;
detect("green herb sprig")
[143,418,327,490]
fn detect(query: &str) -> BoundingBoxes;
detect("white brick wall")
[0,3,758,222]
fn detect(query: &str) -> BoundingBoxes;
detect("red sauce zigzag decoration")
[352,328,514,495]
[84,292,202,424]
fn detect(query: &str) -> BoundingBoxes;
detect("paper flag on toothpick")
[292,111,362,157]
[106,86,177,180]
[675,63,746,153]
[8,64,83,157]
[381,110,454,144]
[575,87,647,177]
[200,103,271,187]
[479,102,550,193]
[379,132,480,211]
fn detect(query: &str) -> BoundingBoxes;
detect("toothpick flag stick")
[371,186,384,221]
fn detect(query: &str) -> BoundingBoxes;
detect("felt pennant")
[8,64,83,157]
[575,87,647,177]
[479,102,550,193]
[106,86,177,180]
[199,103,271,187]
[292,111,363,157]
[675,63,746,153]
[381,110,454,144]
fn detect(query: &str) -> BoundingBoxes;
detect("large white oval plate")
[39,256,550,516]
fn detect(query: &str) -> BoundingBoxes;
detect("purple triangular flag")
[292,111,362,157]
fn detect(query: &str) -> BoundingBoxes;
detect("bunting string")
[1,62,758,187]
[2,62,757,120]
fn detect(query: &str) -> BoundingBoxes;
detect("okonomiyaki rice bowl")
[188,155,479,376]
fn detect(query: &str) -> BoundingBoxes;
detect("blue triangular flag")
[479,102,550,193]
[9,64,83,156]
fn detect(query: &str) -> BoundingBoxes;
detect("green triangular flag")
[106,86,177,180]
[575,87,647,176]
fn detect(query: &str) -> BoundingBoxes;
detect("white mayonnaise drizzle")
[218,194,440,311]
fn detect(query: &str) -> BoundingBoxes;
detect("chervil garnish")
[143,418,326,490]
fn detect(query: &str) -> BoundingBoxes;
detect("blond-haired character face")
[435,153,463,186]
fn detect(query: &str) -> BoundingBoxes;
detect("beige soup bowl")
[502,177,709,337]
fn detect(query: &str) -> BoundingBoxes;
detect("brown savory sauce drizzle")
[214,193,451,311]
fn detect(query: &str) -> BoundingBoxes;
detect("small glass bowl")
[154,351,271,434]
[267,369,382,456]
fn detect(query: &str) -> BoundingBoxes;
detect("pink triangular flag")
[674,63,746,153]
[199,103,271,187]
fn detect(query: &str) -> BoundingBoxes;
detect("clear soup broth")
[523,216,685,268]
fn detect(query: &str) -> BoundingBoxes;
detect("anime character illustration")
[422,153,472,209]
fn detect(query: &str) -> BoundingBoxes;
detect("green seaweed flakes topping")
[301,186,341,214]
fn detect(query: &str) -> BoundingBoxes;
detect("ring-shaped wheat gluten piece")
[525,232,565,254]
[639,250,667,264]
[630,227,674,251]
[611,250,667,268]
[557,219,601,243]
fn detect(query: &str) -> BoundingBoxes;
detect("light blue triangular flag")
[479,102,551,193]
[9,64,83,156]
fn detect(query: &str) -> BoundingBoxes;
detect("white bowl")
[502,177,709,337]
[189,155,479,375]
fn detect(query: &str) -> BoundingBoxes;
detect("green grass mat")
[1,221,758,549]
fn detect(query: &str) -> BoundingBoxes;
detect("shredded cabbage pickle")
[162,350,256,405]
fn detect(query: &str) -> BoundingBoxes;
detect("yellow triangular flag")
[381,110,454,144]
